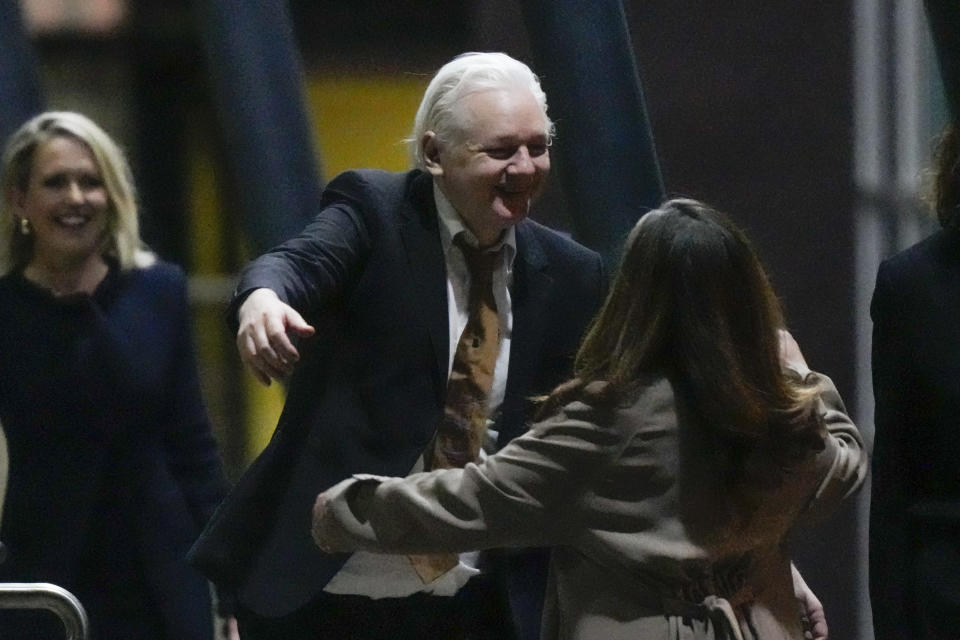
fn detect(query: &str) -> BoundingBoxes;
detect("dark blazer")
[190,169,606,633]
[870,227,960,639]
[0,261,229,640]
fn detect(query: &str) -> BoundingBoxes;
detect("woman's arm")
[312,390,644,555]
[779,331,867,521]
[803,371,867,520]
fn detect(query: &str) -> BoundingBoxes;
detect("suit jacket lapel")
[397,173,449,401]
[501,221,554,443]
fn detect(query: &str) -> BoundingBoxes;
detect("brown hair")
[924,122,959,229]
[542,199,822,476]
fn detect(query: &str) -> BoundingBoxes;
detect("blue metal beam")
[519,0,664,268]
[193,0,323,254]
[0,2,44,145]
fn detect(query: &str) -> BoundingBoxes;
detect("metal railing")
[0,582,89,639]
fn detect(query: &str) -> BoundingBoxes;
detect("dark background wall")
[627,3,856,404]
[467,2,857,402]
[621,6,865,637]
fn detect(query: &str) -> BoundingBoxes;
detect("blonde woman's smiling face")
[15,135,111,266]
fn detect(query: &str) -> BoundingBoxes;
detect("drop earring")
[19,218,32,235]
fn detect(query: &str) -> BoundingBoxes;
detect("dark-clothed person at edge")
[870,121,960,639]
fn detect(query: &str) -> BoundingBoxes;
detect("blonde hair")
[0,111,155,275]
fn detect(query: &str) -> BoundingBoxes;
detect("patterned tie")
[409,235,502,583]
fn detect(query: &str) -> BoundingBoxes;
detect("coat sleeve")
[161,268,231,530]
[157,268,236,613]
[313,395,633,555]
[868,260,914,639]
[798,369,867,523]
[227,171,374,328]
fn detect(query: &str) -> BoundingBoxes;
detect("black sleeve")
[869,259,915,639]
[162,269,231,529]
[226,173,373,331]
[155,269,238,615]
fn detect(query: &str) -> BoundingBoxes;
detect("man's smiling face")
[426,88,551,247]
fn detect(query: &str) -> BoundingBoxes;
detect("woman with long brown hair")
[312,199,865,639]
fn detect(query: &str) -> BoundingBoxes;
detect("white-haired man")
[191,52,606,639]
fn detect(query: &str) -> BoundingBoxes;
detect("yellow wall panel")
[187,139,222,273]
[306,75,428,177]
[188,134,286,465]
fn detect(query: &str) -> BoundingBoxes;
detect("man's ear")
[422,132,443,177]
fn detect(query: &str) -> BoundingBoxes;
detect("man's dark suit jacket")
[870,227,960,639]
[190,169,606,636]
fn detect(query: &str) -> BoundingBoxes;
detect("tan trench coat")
[316,371,866,640]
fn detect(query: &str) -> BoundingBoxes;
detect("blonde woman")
[0,112,234,640]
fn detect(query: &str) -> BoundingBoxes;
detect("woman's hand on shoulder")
[778,329,811,376]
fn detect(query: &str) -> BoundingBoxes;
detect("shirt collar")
[433,182,517,265]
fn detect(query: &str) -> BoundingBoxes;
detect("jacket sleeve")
[314,394,633,554]
[227,172,373,329]
[160,268,232,528]
[159,268,236,612]
[799,369,867,523]
[868,260,914,639]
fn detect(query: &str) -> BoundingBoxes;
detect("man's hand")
[792,563,828,640]
[236,288,315,385]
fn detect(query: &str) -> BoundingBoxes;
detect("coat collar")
[499,221,555,442]
[397,172,449,394]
